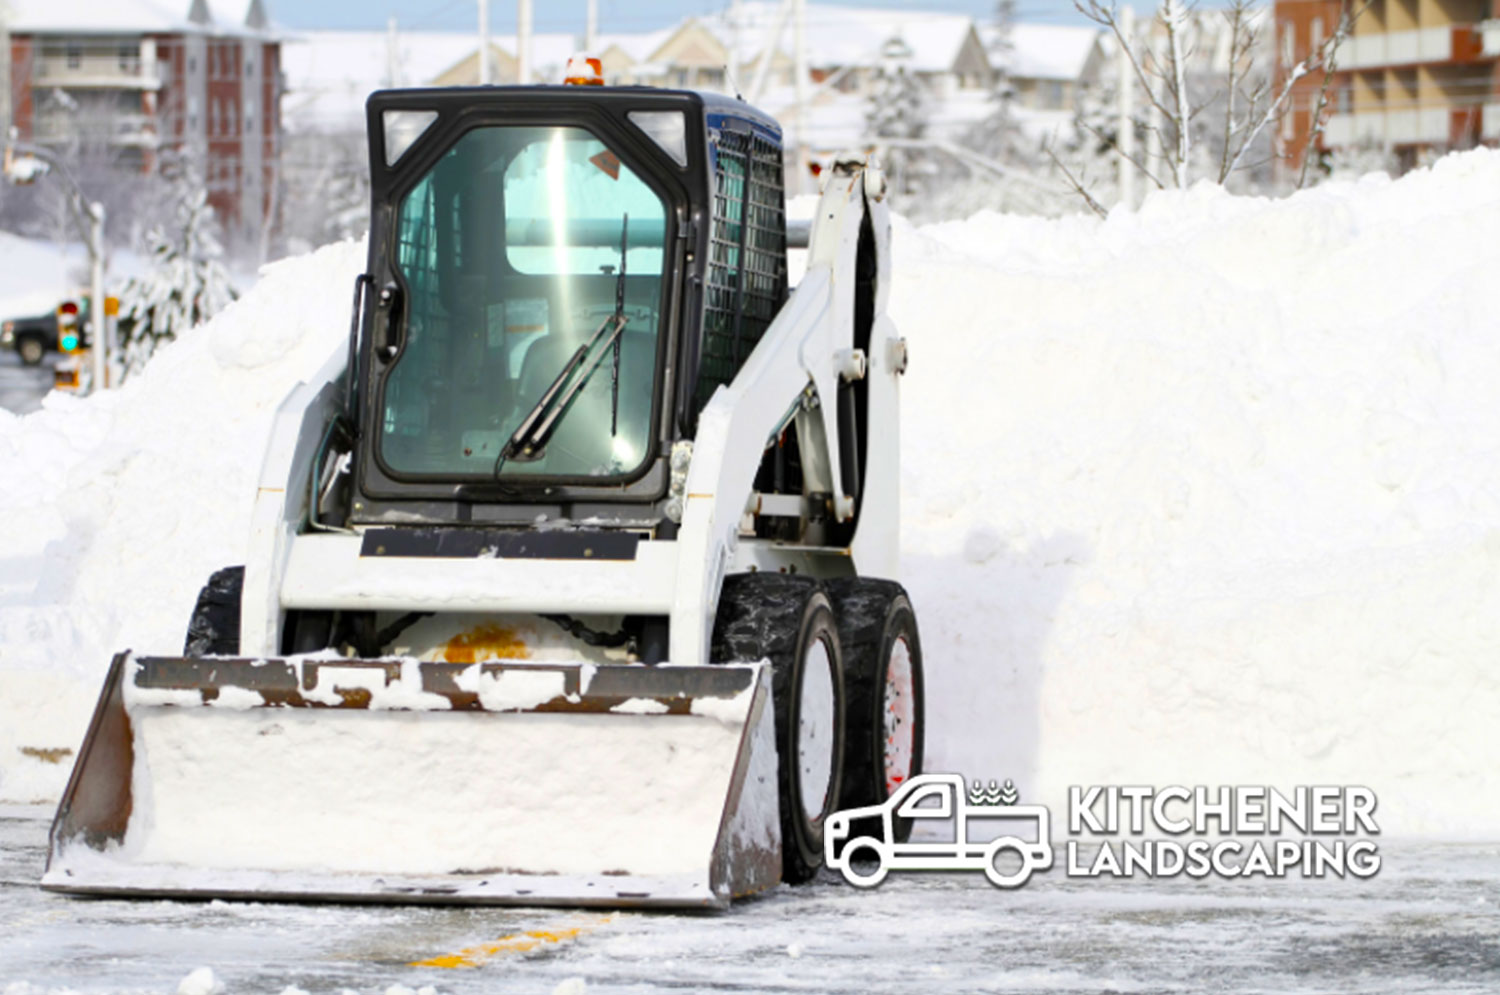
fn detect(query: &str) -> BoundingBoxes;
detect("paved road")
[3,806,1498,994]
[0,349,56,415]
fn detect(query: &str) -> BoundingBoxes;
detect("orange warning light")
[564,55,605,86]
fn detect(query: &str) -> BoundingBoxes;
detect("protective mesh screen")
[698,128,787,411]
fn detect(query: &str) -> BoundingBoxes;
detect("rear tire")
[183,565,244,656]
[711,572,846,884]
[17,336,45,366]
[825,578,925,842]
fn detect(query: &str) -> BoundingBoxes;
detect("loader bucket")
[42,653,781,909]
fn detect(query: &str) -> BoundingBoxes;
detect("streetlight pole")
[88,200,107,390]
[2,134,109,393]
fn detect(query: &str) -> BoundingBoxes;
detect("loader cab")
[345,87,789,530]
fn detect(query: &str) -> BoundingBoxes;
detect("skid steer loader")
[43,83,925,909]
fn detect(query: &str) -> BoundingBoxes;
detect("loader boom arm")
[670,164,897,664]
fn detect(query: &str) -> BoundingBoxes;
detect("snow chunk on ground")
[175,967,223,995]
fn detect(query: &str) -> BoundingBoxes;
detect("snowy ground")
[3,806,1498,994]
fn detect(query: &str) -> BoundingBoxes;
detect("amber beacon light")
[563,55,605,85]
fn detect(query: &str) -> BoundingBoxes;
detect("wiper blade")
[517,313,628,460]
[498,312,622,465]
[495,213,631,476]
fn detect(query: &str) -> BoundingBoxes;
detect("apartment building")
[1278,0,1500,171]
[5,0,283,236]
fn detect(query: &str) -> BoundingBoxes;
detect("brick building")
[3,0,283,237]
[1276,0,1500,173]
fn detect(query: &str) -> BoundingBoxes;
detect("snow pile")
[3,150,1500,837]
[0,239,365,802]
[899,149,1500,837]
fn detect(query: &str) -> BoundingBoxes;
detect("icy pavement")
[0,350,53,416]
[2,806,1497,994]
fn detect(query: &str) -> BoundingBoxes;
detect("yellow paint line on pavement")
[411,913,615,969]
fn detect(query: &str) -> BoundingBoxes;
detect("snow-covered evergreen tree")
[971,0,1019,160]
[864,33,926,200]
[118,166,236,378]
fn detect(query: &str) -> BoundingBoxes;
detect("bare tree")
[1069,0,1357,203]
[1296,0,1366,187]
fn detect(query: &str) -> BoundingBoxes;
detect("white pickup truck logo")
[824,773,1054,888]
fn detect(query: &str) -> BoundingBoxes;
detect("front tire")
[712,573,846,884]
[184,565,244,656]
[825,578,925,842]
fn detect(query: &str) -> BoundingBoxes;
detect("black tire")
[711,572,846,884]
[824,577,925,843]
[183,565,245,656]
[17,336,45,366]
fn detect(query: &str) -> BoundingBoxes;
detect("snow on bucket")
[42,654,781,908]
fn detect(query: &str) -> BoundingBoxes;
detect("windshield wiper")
[494,214,630,476]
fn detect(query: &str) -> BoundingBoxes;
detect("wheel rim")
[798,634,837,824]
[883,635,917,797]
[19,341,42,363]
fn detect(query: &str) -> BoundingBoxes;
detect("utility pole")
[1117,5,1135,207]
[727,0,741,94]
[477,0,491,85]
[386,16,400,88]
[792,0,809,193]
[88,201,106,390]
[517,0,533,85]
[748,0,792,104]
[585,0,598,51]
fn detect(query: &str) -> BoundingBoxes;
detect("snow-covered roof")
[593,28,676,64]
[4,0,276,37]
[281,30,588,133]
[985,24,1101,82]
[700,2,982,75]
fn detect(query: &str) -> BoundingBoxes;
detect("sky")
[271,0,1093,33]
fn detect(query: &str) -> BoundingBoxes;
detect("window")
[1282,21,1295,66]
[66,44,81,69]
[380,125,669,482]
[896,785,952,820]
[1311,16,1325,53]
[697,125,787,411]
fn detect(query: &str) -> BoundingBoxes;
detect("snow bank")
[3,151,1500,837]
[0,239,365,802]
[899,150,1500,837]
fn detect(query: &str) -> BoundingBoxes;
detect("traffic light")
[57,300,81,353]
